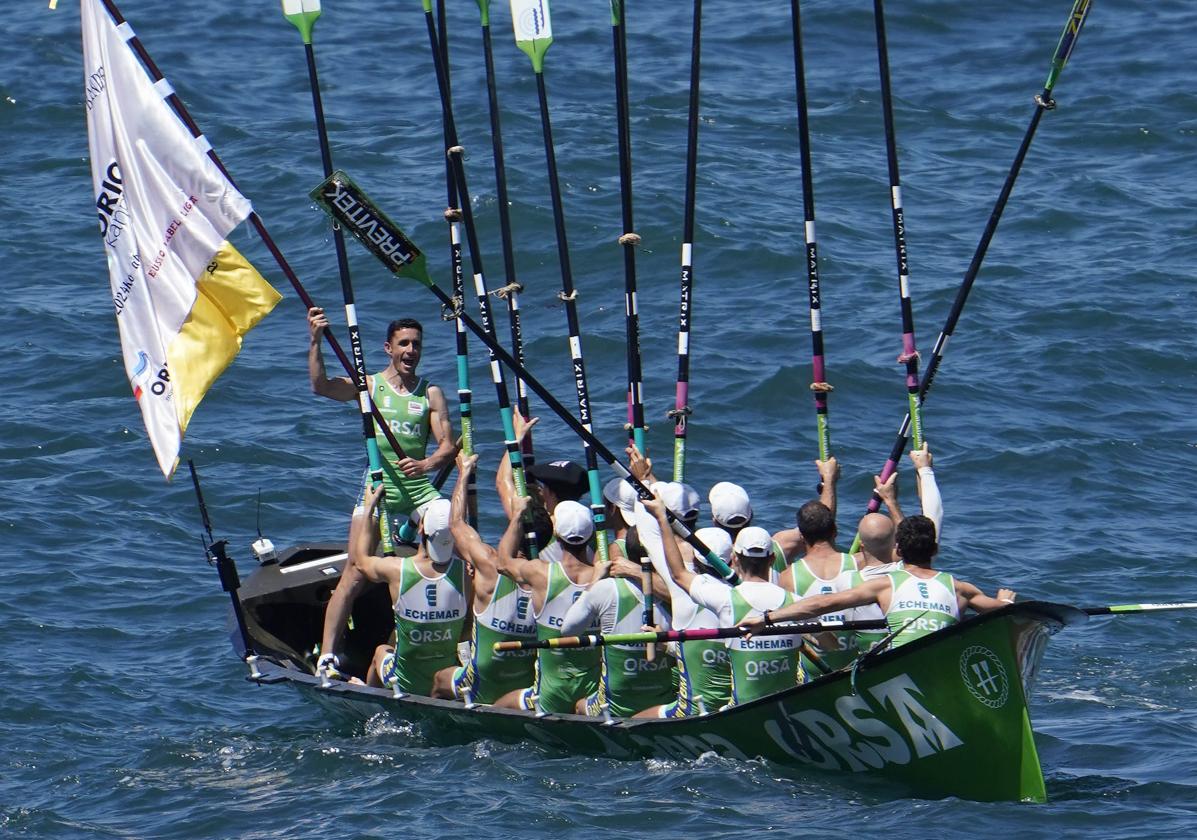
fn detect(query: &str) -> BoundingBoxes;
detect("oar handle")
[493,619,889,651]
[1084,602,1197,616]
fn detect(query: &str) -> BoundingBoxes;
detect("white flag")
[82,0,281,477]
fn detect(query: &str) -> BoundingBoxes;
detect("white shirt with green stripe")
[790,552,859,671]
[390,555,467,694]
[885,568,960,646]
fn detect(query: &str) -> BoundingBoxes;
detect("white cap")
[693,527,733,566]
[654,481,701,520]
[554,500,594,545]
[709,481,753,528]
[733,525,773,559]
[421,498,454,564]
[603,476,639,514]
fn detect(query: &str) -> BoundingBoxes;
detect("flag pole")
[93,0,415,467]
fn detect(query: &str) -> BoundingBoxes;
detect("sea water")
[2,1,1196,835]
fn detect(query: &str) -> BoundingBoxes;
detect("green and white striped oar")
[510,0,611,565]
[310,169,740,584]
[1084,602,1197,616]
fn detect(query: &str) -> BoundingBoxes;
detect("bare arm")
[496,411,538,519]
[449,453,496,575]
[957,580,1017,614]
[817,456,840,517]
[874,471,902,525]
[495,494,543,588]
[348,483,401,584]
[740,578,888,632]
[420,384,457,473]
[307,307,357,402]
[626,444,657,485]
[772,528,806,564]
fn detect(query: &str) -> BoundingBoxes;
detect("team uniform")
[517,560,600,714]
[768,541,788,585]
[846,562,902,652]
[790,553,859,672]
[361,375,441,553]
[658,571,732,717]
[451,575,537,704]
[884,569,961,646]
[688,577,804,707]
[563,578,674,718]
[380,556,468,695]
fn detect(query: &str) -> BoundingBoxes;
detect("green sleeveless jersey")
[459,575,536,704]
[728,586,801,705]
[391,556,467,694]
[531,561,600,713]
[885,569,960,647]
[593,579,674,717]
[848,565,894,652]
[676,637,731,715]
[790,552,859,671]
[372,374,440,513]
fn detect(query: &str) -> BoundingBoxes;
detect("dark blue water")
[3,0,1197,834]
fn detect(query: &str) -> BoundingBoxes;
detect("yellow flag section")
[81,0,281,477]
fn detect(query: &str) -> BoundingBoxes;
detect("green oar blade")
[1044,0,1092,92]
[510,0,553,72]
[476,0,492,27]
[281,0,322,44]
[310,171,433,288]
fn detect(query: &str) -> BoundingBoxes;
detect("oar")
[493,618,889,651]
[670,0,702,482]
[610,0,647,453]
[418,0,539,557]
[309,170,740,584]
[790,0,833,462]
[281,0,416,539]
[433,0,478,527]
[509,0,611,564]
[853,0,1094,535]
[475,0,534,466]
[1084,602,1197,616]
[871,0,924,452]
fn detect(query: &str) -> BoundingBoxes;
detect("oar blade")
[310,171,434,288]
[510,0,553,71]
[281,0,322,44]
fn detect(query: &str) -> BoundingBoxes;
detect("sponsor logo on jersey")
[425,583,438,607]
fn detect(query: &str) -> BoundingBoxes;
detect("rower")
[348,486,470,695]
[653,494,804,707]
[740,514,1017,648]
[431,453,553,704]
[770,458,840,579]
[779,493,859,672]
[309,309,456,679]
[562,541,675,718]
[635,526,734,718]
[493,496,603,714]
[849,444,945,653]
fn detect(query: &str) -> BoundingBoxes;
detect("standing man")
[308,307,456,678]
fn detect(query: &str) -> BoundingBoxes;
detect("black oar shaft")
[790,0,832,461]
[671,0,702,482]
[479,20,534,462]
[420,7,539,556]
[611,0,646,451]
[863,0,1093,514]
[532,67,611,562]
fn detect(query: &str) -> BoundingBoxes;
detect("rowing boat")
[229,541,1085,803]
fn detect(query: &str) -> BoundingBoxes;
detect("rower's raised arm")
[348,483,395,584]
[449,453,496,573]
[496,411,539,519]
[816,456,840,517]
[496,493,541,588]
[645,493,694,592]
[910,444,943,538]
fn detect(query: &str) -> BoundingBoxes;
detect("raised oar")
[871,0,924,452]
[856,0,1094,525]
[670,0,702,482]
[790,0,833,462]
[493,618,889,651]
[1084,602,1197,616]
[434,0,478,527]
[476,0,534,466]
[510,0,610,563]
[309,170,739,584]
[418,0,538,557]
[610,0,647,453]
[280,0,411,527]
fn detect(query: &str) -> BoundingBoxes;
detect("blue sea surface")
[2,0,1196,836]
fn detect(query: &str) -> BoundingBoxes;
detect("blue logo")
[425,584,438,607]
[918,582,929,599]
[515,596,529,620]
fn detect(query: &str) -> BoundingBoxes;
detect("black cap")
[527,459,589,501]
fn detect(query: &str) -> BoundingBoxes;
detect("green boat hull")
[238,549,1083,803]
